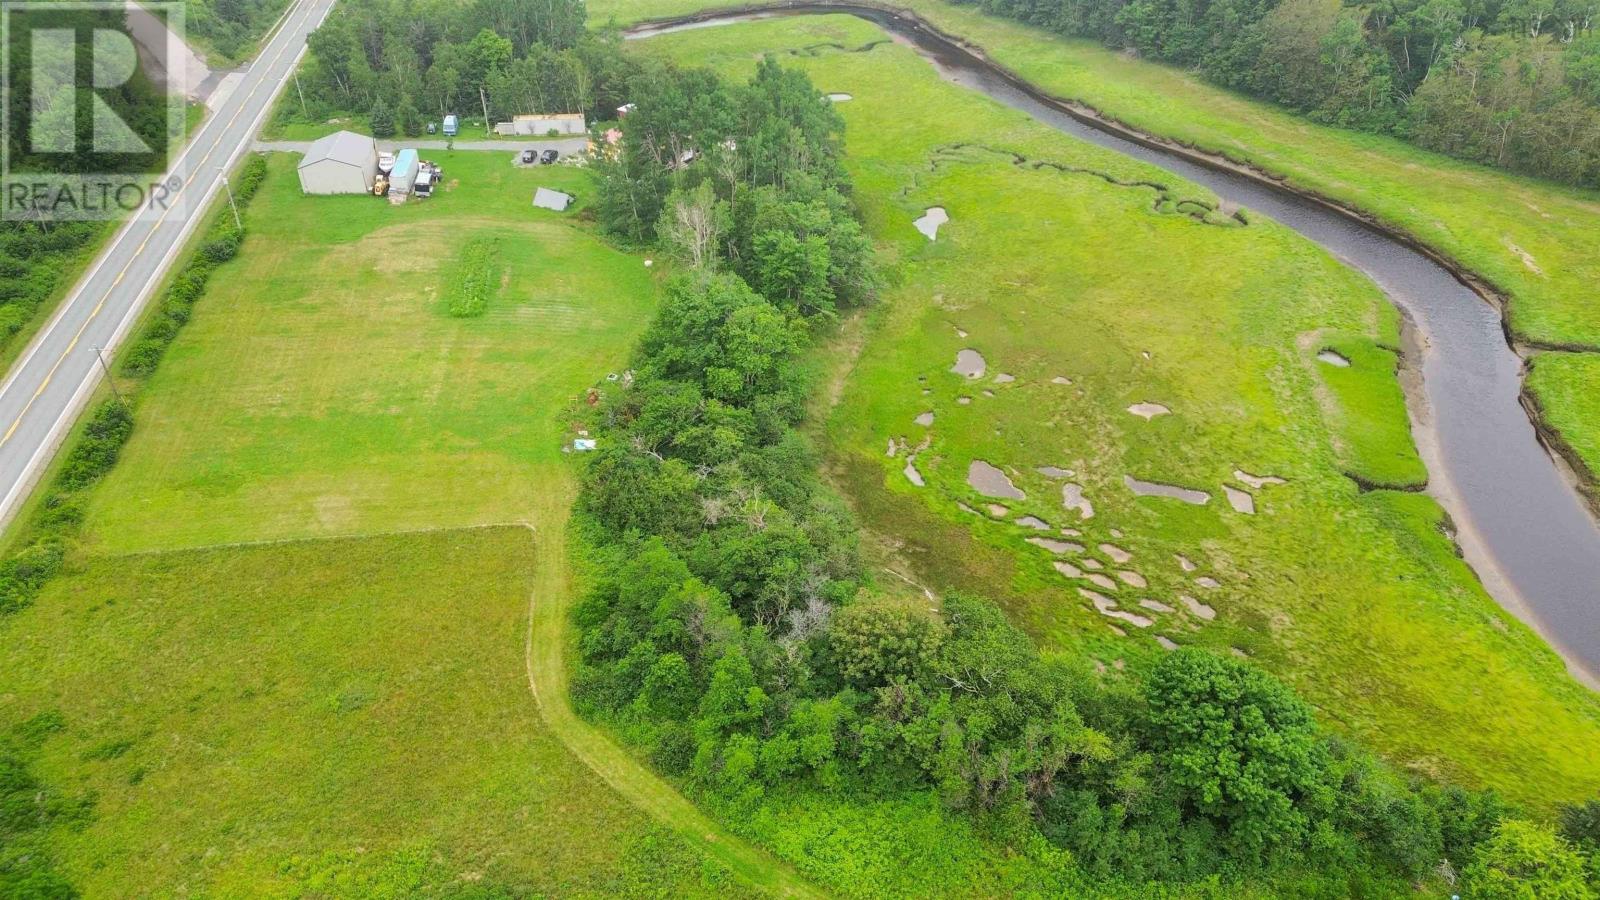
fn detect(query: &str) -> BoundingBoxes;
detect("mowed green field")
[632,15,1600,809]
[595,0,1600,519]
[85,153,651,553]
[0,528,743,896]
[0,152,805,895]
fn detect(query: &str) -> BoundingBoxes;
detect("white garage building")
[297,130,378,194]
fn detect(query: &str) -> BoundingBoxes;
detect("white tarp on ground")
[533,187,572,211]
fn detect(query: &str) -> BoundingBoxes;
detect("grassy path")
[521,487,828,900]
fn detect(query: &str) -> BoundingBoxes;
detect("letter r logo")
[28,25,150,154]
[1,1,183,221]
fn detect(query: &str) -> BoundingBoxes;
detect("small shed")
[533,187,572,211]
[389,149,419,195]
[297,130,378,194]
[496,113,587,136]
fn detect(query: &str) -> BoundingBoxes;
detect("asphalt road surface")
[0,0,336,527]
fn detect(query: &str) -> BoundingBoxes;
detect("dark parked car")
[540,149,559,165]
[521,149,535,164]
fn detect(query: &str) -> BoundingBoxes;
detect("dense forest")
[962,0,1600,186]
[287,0,627,136]
[571,48,1600,897]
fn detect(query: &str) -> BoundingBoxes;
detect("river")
[629,5,1600,686]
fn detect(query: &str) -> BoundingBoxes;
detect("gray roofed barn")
[297,130,378,194]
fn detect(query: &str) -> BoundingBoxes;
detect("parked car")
[540,149,559,165]
[521,149,536,164]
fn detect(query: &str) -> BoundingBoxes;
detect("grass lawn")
[631,14,1600,811]
[0,526,750,896]
[0,149,822,896]
[260,114,375,141]
[592,0,1600,513]
[84,152,650,553]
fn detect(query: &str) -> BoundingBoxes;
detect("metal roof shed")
[297,130,378,194]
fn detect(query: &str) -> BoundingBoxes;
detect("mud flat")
[1124,475,1210,505]
[1181,595,1217,620]
[967,460,1025,499]
[1223,485,1256,514]
[1061,483,1094,519]
[903,458,925,486]
[914,206,949,239]
[1030,536,1083,553]
[951,348,986,378]
[1127,402,1170,419]
[1234,469,1287,489]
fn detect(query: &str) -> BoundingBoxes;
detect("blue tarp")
[391,149,417,179]
[390,149,418,192]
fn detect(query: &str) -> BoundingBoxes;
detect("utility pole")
[479,86,491,135]
[293,69,308,117]
[222,176,241,231]
[91,347,125,406]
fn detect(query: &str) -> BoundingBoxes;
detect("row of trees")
[187,0,292,61]
[574,54,1600,894]
[290,0,628,137]
[963,0,1600,186]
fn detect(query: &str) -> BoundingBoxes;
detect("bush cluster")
[446,237,500,318]
[0,712,94,896]
[0,221,103,350]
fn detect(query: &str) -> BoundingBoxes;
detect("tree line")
[575,53,1600,896]
[187,0,292,61]
[963,0,1600,187]
[289,0,631,137]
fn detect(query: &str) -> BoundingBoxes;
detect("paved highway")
[0,0,335,527]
